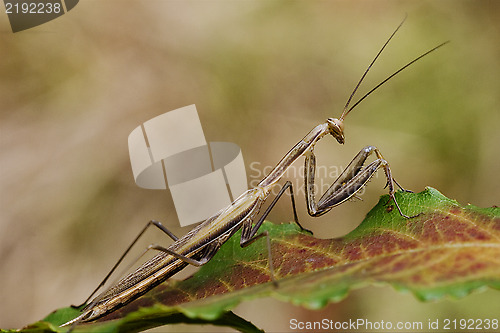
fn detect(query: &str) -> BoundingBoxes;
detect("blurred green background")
[1,1,499,331]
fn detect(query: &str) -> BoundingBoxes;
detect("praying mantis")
[62,18,448,327]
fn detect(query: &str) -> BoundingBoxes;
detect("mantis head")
[327,118,345,144]
[323,17,448,148]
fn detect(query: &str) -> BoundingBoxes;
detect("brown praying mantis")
[62,19,448,327]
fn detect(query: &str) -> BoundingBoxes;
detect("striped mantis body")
[62,19,448,327]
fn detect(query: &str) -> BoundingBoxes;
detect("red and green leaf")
[17,187,500,332]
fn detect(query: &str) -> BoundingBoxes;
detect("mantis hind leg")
[304,145,417,218]
[72,220,180,308]
[147,240,222,267]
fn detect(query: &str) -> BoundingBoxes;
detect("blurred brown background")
[1,1,499,331]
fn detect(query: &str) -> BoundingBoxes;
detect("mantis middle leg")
[238,180,309,285]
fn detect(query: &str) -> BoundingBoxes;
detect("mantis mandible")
[62,18,448,327]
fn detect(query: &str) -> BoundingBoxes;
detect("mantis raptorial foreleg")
[305,145,415,219]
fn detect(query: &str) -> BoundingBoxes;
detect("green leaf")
[19,308,262,333]
[19,187,500,332]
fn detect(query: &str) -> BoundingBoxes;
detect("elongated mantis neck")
[258,123,330,188]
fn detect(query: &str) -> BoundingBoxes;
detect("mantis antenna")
[339,17,450,121]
